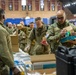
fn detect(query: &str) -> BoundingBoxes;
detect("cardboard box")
[30,54,56,74]
[12,44,19,52]
[28,68,56,74]
[64,26,73,32]
[30,54,56,63]
[32,61,56,70]
[10,35,19,45]
[45,74,56,75]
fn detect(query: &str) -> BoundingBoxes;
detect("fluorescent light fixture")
[64,2,76,8]
[72,2,76,5]
[21,0,26,6]
[63,3,71,7]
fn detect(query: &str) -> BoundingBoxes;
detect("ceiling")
[59,0,76,14]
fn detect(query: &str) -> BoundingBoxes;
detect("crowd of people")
[0,8,76,75]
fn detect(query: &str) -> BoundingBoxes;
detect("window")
[8,0,13,11]
[21,0,26,11]
[57,1,62,11]
[51,0,55,11]
[47,0,51,11]
[40,0,44,11]
[28,0,32,11]
[22,6,26,10]
[1,0,5,10]
[14,0,19,11]
[35,0,39,11]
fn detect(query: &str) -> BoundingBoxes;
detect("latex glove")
[60,29,67,37]
[24,45,30,52]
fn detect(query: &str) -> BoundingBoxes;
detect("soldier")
[26,22,35,55]
[19,31,26,51]
[29,22,34,29]
[28,22,34,34]
[0,8,20,75]
[6,22,14,34]
[19,20,28,39]
[24,17,50,55]
[12,23,17,32]
[46,10,76,53]
[17,21,28,51]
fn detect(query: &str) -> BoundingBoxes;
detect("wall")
[0,0,62,18]
[64,8,73,19]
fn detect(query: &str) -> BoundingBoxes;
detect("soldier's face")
[57,15,65,24]
[20,21,24,25]
[35,20,41,27]
[57,14,65,24]
[30,24,34,29]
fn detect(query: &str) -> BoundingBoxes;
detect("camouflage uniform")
[27,27,35,55]
[18,30,26,51]
[0,23,15,75]
[19,27,28,50]
[28,25,50,55]
[47,20,76,53]
[6,27,14,34]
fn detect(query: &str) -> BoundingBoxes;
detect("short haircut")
[30,22,34,24]
[0,8,5,20]
[35,17,41,21]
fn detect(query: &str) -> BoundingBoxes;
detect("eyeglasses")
[57,17,64,20]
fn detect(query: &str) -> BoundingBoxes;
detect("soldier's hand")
[71,31,76,36]
[60,29,67,37]
[12,67,20,75]
[24,45,30,52]
[41,40,48,46]
[41,37,48,46]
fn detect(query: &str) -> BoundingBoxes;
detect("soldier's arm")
[28,29,35,45]
[47,25,61,42]
[19,31,26,41]
[24,29,35,51]
[0,30,15,68]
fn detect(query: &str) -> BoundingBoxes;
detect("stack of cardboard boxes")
[10,35,19,52]
[30,54,56,74]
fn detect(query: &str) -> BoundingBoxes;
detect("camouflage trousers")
[31,44,50,55]
[28,45,35,55]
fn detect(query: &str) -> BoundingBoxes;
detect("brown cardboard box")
[28,68,56,74]
[30,54,56,63]
[12,44,19,52]
[45,74,56,75]
[64,26,73,32]
[30,54,56,74]
[10,35,19,45]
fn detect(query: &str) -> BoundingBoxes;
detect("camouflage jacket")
[0,23,14,68]
[47,20,76,51]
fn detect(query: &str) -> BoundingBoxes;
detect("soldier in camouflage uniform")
[6,22,14,35]
[0,8,20,75]
[18,29,26,51]
[27,22,36,55]
[46,10,76,53]
[17,21,28,51]
[28,22,34,34]
[12,23,17,32]
[25,17,50,55]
